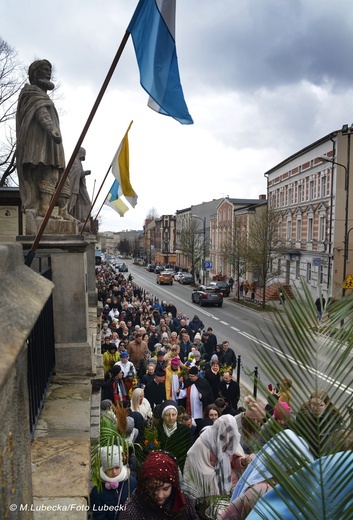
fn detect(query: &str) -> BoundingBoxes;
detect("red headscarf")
[137,451,185,513]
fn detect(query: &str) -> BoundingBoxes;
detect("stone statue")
[16,59,73,229]
[68,147,92,226]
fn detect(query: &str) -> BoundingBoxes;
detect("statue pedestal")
[25,210,79,236]
[18,235,93,374]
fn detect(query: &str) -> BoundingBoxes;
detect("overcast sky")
[2,0,353,231]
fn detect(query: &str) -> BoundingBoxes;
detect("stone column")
[18,235,93,374]
[85,238,98,307]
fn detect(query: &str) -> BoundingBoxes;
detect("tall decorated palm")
[241,280,353,519]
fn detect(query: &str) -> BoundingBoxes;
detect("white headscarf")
[201,415,244,494]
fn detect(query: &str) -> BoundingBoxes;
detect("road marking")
[220,321,229,326]
[231,326,240,332]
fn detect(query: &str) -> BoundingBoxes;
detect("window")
[296,261,300,279]
[319,216,326,242]
[286,219,292,241]
[321,176,327,197]
[298,184,302,203]
[279,191,284,207]
[288,187,292,205]
[307,262,312,282]
[278,218,283,239]
[309,180,314,200]
[308,217,313,241]
[319,264,324,285]
[296,219,302,241]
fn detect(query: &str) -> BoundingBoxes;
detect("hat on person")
[126,416,139,442]
[162,332,169,339]
[110,365,122,377]
[194,351,201,358]
[211,354,219,362]
[189,366,199,375]
[194,333,202,340]
[160,400,178,417]
[120,351,128,358]
[273,401,291,420]
[100,445,123,472]
[127,371,134,378]
[154,366,165,377]
[100,399,113,412]
[149,357,157,365]
[171,357,181,367]
[244,395,266,421]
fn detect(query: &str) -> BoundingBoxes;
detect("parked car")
[209,280,231,296]
[118,263,128,272]
[156,271,174,285]
[174,271,184,281]
[146,264,156,272]
[154,265,164,274]
[179,273,194,285]
[191,285,223,307]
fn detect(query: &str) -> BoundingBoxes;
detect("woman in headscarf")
[156,400,192,472]
[183,414,249,501]
[120,451,198,520]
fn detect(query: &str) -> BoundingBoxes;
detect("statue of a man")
[16,59,71,220]
[68,147,92,225]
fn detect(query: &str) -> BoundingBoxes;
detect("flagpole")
[93,189,111,222]
[80,165,112,234]
[24,30,131,267]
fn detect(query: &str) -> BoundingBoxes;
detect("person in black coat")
[184,366,214,421]
[221,340,237,369]
[144,367,166,410]
[218,370,240,414]
[204,360,221,401]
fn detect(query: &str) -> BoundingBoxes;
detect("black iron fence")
[26,254,55,438]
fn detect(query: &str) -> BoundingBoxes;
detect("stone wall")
[0,243,54,519]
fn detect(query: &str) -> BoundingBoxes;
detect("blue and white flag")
[127,0,193,125]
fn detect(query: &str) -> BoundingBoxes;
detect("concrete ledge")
[31,437,90,497]
[55,343,93,374]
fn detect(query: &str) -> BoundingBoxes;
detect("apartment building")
[265,127,353,300]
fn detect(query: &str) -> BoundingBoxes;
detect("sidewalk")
[30,306,100,520]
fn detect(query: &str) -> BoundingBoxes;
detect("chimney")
[259,194,266,200]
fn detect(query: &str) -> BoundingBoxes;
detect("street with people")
[92,257,352,519]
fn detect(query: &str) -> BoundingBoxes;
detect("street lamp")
[192,214,206,284]
[319,154,349,297]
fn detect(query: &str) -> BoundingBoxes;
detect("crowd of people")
[91,262,351,519]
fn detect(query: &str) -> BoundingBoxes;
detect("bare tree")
[245,207,283,307]
[220,220,248,300]
[0,38,25,186]
[146,207,159,220]
[179,219,204,280]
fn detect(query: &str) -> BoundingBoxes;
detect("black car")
[146,264,156,272]
[154,265,164,274]
[118,263,128,272]
[191,285,223,307]
[209,280,231,296]
[179,273,194,285]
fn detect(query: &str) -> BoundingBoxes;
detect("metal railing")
[26,254,55,438]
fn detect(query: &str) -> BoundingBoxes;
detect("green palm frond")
[242,279,353,519]
[90,413,129,492]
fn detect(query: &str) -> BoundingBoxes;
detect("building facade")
[265,128,353,300]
